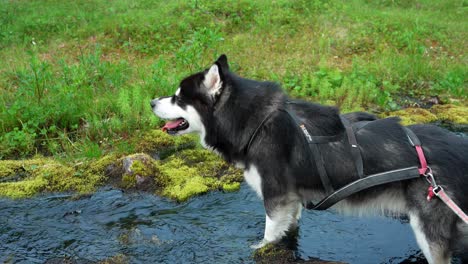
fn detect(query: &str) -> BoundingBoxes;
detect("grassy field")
[0,0,466,160]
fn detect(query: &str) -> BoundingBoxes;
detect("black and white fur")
[151,55,468,263]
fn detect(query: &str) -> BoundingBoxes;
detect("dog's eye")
[174,95,183,103]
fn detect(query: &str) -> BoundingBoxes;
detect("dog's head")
[150,55,229,137]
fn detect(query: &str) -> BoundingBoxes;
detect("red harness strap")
[415,145,428,175]
[414,143,468,224]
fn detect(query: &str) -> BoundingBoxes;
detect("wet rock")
[253,244,346,264]
[44,254,128,264]
[120,153,158,191]
[97,254,129,264]
[44,257,93,264]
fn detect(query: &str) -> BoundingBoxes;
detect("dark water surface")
[1,184,422,264]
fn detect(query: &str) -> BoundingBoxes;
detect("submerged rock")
[44,254,128,264]
[253,244,346,264]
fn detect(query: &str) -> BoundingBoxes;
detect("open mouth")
[162,118,189,134]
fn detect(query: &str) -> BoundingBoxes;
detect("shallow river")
[1,184,428,264]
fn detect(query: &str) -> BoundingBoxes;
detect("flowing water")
[1,131,466,264]
[1,185,424,264]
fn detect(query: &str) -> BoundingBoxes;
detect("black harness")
[246,102,423,210]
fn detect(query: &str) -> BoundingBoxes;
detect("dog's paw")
[250,239,268,249]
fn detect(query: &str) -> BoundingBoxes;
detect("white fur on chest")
[244,165,263,199]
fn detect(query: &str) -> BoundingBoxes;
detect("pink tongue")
[162,118,184,131]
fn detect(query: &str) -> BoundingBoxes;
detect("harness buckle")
[432,185,442,195]
[423,166,437,187]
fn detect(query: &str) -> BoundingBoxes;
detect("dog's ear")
[203,64,222,96]
[215,54,229,72]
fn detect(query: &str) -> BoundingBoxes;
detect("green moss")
[157,156,214,201]
[253,243,293,263]
[130,159,155,177]
[0,158,77,198]
[0,142,243,200]
[382,108,438,125]
[0,177,49,198]
[0,155,120,198]
[156,148,243,201]
[222,182,241,192]
[84,154,119,176]
[0,158,48,178]
[254,243,277,257]
[162,175,217,201]
[73,154,120,192]
[220,167,244,183]
[0,160,20,178]
[121,173,137,189]
[383,104,468,126]
[431,104,468,124]
[135,129,196,154]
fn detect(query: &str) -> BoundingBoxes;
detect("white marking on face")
[152,96,205,137]
[244,165,263,199]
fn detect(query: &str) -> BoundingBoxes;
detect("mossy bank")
[382,104,468,131]
[0,130,242,200]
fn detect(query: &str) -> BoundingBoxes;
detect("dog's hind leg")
[251,198,302,249]
[409,212,454,264]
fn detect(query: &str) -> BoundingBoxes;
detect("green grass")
[0,0,466,159]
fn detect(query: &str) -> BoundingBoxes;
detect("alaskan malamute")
[151,55,467,263]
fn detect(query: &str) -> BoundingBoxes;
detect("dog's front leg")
[251,199,302,249]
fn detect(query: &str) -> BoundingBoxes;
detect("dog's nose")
[150,100,156,108]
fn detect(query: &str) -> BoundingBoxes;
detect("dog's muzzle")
[150,100,157,108]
